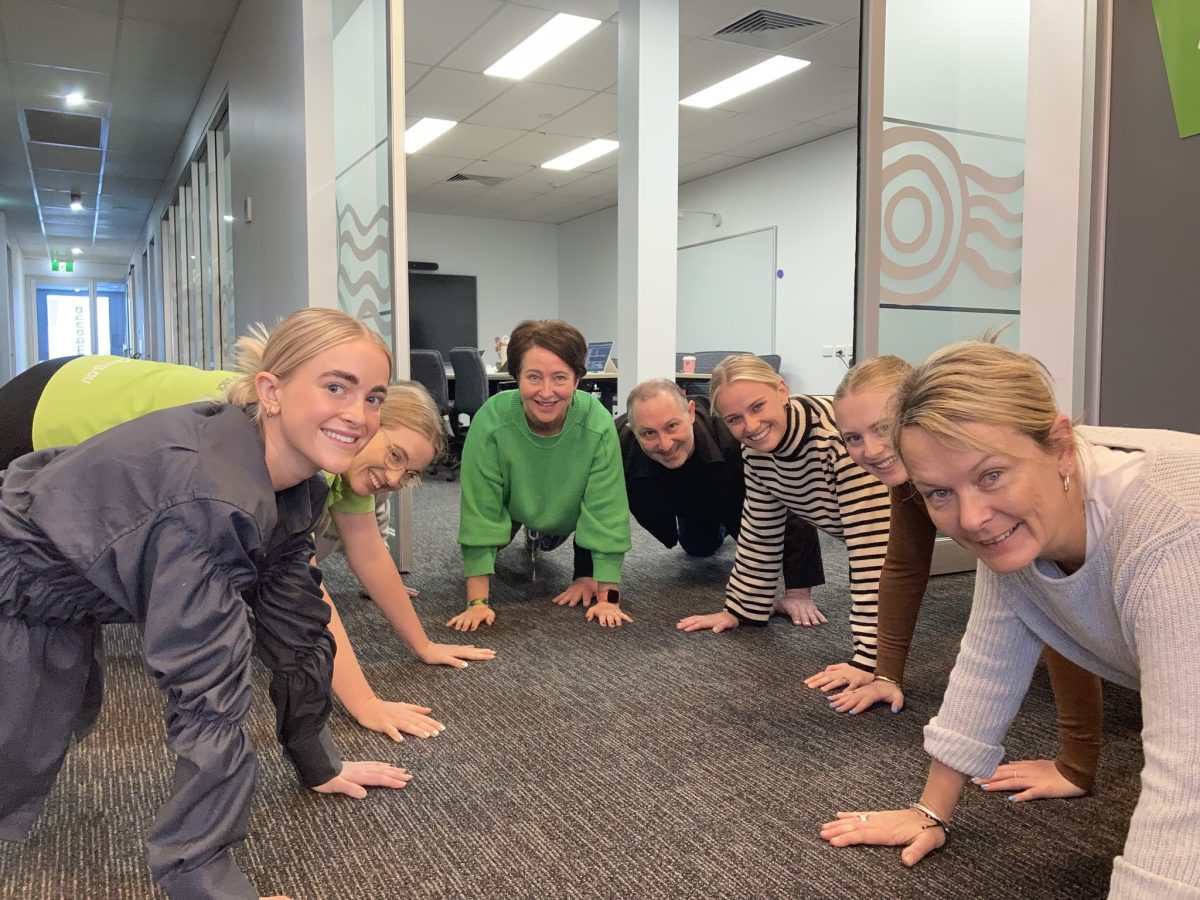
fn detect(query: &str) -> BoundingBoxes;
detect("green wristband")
[467,597,490,608]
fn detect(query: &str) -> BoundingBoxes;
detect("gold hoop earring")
[1062,474,1071,493]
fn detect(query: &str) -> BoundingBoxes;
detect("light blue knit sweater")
[924,426,1200,899]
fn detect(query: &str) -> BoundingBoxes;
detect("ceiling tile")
[480,130,585,166]
[0,160,33,191]
[678,37,775,98]
[439,4,554,73]
[680,0,859,39]
[679,111,797,155]
[541,91,616,138]
[405,67,510,121]
[97,173,160,200]
[2,0,119,72]
[814,105,858,130]
[457,159,533,178]
[678,105,737,138]
[7,64,112,112]
[34,168,99,193]
[450,187,543,215]
[498,165,587,194]
[113,18,226,87]
[552,170,617,197]
[410,122,524,160]
[716,61,857,120]
[678,153,751,184]
[107,77,202,126]
[556,193,616,221]
[28,142,102,173]
[525,21,616,92]
[405,62,430,86]
[105,114,184,157]
[722,121,840,159]
[24,108,103,147]
[514,0,618,18]
[467,81,595,131]
[404,154,478,191]
[123,0,240,32]
[505,188,591,216]
[404,0,504,66]
[103,147,170,180]
[791,19,860,68]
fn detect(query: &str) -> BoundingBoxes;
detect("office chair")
[409,349,458,480]
[448,346,488,449]
[758,353,782,373]
[685,350,751,399]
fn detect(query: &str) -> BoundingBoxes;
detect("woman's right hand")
[819,807,946,867]
[447,603,496,632]
[827,679,906,715]
[676,610,740,633]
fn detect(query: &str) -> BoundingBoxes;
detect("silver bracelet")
[874,675,901,687]
[911,801,951,835]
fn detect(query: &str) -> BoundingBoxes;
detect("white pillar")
[1020,0,1097,416]
[616,0,678,410]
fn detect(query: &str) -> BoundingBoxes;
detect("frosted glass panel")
[876,0,1029,361]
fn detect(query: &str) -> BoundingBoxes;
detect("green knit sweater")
[457,389,630,583]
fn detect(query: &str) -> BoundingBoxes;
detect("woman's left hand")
[354,697,445,742]
[418,641,497,668]
[585,601,632,627]
[973,759,1088,802]
[804,662,875,692]
[312,761,412,798]
[819,808,946,867]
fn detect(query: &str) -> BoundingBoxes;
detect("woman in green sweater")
[451,319,631,631]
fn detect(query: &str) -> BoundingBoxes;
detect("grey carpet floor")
[1,477,1143,899]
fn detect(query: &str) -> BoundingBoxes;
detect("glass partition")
[862,0,1030,362]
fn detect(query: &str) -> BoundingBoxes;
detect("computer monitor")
[585,341,614,373]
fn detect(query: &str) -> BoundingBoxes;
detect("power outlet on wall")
[822,344,851,358]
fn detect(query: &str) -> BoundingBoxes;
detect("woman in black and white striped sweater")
[677,354,892,687]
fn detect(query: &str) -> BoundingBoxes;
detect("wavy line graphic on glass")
[338,202,390,338]
[879,126,1023,305]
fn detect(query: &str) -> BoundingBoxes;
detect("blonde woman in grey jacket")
[820,340,1200,898]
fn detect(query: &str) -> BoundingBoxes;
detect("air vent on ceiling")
[23,108,104,148]
[446,172,507,188]
[713,9,832,52]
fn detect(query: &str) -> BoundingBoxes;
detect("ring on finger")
[858,813,869,822]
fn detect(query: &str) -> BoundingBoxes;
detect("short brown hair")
[506,319,587,381]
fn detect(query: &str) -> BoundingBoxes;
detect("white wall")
[558,128,859,394]
[140,0,329,332]
[407,212,559,358]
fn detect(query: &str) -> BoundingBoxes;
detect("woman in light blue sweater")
[820,340,1200,898]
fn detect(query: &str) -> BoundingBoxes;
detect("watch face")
[607,590,620,604]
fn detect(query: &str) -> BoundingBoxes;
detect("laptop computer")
[585,341,615,373]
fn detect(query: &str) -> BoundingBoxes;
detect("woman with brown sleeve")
[820,354,1101,801]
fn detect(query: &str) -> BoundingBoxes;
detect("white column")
[301,0,338,309]
[617,0,678,409]
[1020,0,1097,416]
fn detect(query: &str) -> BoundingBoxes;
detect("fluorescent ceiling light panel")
[404,118,457,153]
[485,13,601,80]
[70,247,82,255]
[679,56,810,109]
[541,138,618,171]
[65,91,85,106]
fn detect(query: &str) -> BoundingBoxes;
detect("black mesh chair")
[409,349,457,480]
[448,346,488,444]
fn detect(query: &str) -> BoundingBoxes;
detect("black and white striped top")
[723,395,892,670]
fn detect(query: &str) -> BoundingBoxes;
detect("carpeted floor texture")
[1,478,1143,899]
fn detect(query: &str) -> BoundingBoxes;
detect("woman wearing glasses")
[0,354,494,743]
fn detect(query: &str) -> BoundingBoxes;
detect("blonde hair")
[380,380,447,459]
[834,355,912,401]
[893,340,1064,458]
[709,354,784,412]
[225,308,393,425]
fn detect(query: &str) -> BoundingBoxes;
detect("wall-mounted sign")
[1153,0,1200,138]
[50,259,74,273]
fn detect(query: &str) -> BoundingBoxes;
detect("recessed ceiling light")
[70,247,82,255]
[542,139,619,171]
[485,13,601,80]
[69,193,84,211]
[223,214,235,222]
[404,118,457,154]
[680,56,810,109]
[65,91,85,106]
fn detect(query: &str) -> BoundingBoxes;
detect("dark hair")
[506,319,587,381]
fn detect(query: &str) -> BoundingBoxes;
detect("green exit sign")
[51,258,74,273]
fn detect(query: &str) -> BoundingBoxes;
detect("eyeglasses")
[383,444,421,487]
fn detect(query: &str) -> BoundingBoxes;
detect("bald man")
[563,379,825,623]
